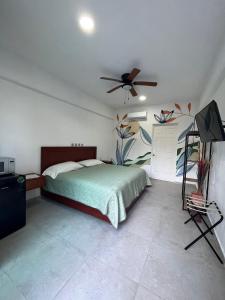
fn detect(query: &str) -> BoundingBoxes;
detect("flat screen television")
[195,100,225,142]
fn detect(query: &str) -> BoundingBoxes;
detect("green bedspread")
[44,164,151,228]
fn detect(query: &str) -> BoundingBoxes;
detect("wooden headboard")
[41,146,97,173]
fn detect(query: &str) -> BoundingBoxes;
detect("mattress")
[44,164,151,228]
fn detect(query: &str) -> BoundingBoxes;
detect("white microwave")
[0,157,15,175]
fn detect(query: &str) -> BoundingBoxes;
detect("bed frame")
[41,146,142,224]
[41,146,111,222]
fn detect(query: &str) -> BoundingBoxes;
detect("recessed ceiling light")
[78,14,95,34]
[139,95,146,101]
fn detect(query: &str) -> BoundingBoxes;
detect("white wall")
[0,49,114,196]
[114,101,199,182]
[199,39,225,256]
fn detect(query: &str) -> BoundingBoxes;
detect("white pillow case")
[79,159,104,167]
[42,161,83,179]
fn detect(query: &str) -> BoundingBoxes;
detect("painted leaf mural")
[140,126,152,144]
[116,140,122,165]
[120,124,128,128]
[154,110,175,124]
[188,102,192,113]
[165,117,176,123]
[177,147,183,156]
[124,152,151,166]
[114,103,197,179]
[116,126,135,139]
[176,162,196,177]
[178,122,194,143]
[136,152,151,159]
[133,159,149,165]
[124,126,131,134]
[124,132,135,139]
[122,138,136,161]
[176,142,199,176]
[114,115,151,166]
[123,126,135,139]
[122,114,128,120]
[175,103,182,111]
[116,127,123,139]
[177,142,199,159]
[176,146,192,170]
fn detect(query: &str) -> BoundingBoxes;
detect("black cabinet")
[0,174,26,239]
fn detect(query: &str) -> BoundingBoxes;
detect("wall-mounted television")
[195,100,225,143]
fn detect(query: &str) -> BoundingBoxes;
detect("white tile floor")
[1,180,225,300]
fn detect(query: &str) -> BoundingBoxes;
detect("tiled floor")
[1,180,225,300]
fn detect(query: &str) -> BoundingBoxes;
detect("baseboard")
[26,189,40,200]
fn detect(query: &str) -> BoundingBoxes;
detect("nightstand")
[25,174,45,191]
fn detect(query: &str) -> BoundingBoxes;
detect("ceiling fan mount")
[121,73,132,84]
[100,68,157,97]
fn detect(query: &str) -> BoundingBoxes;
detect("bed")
[41,147,150,228]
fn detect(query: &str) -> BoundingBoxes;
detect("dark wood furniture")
[41,146,141,224]
[41,146,111,222]
[25,174,45,191]
[0,174,26,239]
[41,147,97,172]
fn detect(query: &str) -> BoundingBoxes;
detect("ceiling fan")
[100,68,157,97]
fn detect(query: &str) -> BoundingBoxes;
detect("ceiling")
[0,0,225,108]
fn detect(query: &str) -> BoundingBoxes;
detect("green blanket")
[44,164,151,228]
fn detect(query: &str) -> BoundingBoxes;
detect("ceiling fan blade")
[130,87,138,97]
[107,85,123,93]
[100,77,122,83]
[127,68,141,81]
[133,81,158,86]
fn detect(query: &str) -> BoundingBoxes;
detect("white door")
[151,124,177,182]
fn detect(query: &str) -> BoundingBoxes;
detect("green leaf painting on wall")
[136,152,151,160]
[124,152,151,166]
[174,102,196,177]
[177,141,199,158]
[122,138,136,162]
[178,122,194,143]
[154,110,175,124]
[114,103,197,178]
[176,142,199,176]
[140,126,152,145]
[116,140,123,165]
[176,162,196,177]
[116,127,135,139]
[114,114,152,166]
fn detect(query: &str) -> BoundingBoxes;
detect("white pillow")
[79,159,104,167]
[42,161,83,179]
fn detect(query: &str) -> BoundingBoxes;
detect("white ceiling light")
[139,95,146,101]
[122,84,132,91]
[78,14,95,34]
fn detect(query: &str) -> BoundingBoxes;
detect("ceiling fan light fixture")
[139,95,147,101]
[122,84,132,91]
